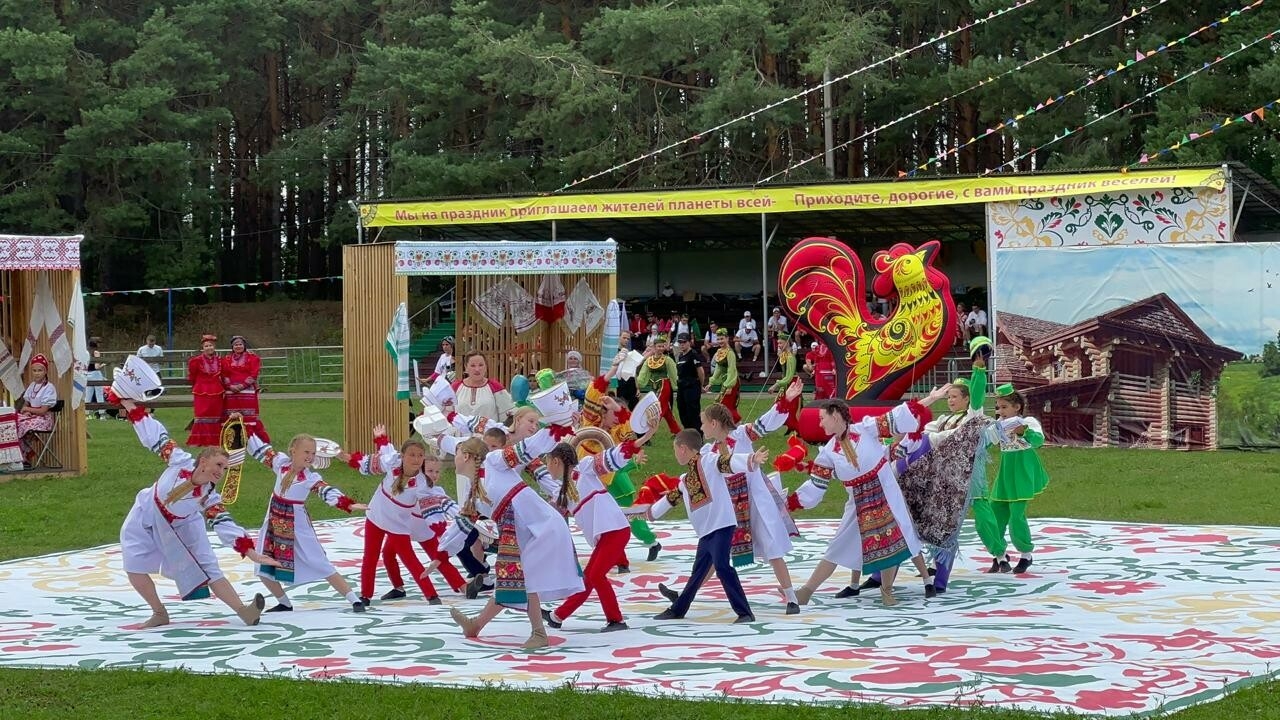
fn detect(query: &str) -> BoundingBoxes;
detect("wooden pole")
[342,244,408,450]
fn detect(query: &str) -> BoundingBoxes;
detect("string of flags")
[83,275,343,297]
[554,0,1042,193]
[1132,99,1277,166]
[986,26,1280,174]
[910,0,1267,177]
[761,0,1171,185]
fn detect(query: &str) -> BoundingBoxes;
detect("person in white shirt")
[738,311,756,334]
[766,308,788,339]
[137,335,165,371]
[735,326,761,362]
[967,306,988,337]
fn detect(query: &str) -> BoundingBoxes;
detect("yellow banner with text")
[360,168,1226,227]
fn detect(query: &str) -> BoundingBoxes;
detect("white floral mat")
[1,517,1278,716]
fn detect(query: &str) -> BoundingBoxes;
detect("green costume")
[977,383,1050,560]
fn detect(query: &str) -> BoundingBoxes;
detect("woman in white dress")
[424,336,455,385]
[117,399,271,628]
[788,399,935,606]
[450,352,514,424]
[448,415,583,650]
[247,432,370,613]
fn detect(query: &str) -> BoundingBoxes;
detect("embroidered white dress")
[249,436,355,585]
[791,403,925,571]
[119,412,253,599]
[479,429,583,601]
[709,403,794,561]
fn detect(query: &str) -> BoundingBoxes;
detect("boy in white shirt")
[649,429,767,623]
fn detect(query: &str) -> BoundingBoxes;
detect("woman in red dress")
[186,334,224,446]
[222,335,269,441]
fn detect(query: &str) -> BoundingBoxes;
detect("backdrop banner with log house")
[991,243,1280,450]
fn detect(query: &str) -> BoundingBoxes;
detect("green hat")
[716,328,729,337]
[535,368,557,390]
[952,377,970,389]
[969,335,993,356]
[655,333,669,344]
[995,383,1017,397]
[777,332,790,341]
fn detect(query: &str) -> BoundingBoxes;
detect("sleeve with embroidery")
[247,434,287,472]
[129,410,193,469]
[743,402,788,439]
[527,459,560,498]
[1021,416,1045,448]
[310,478,356,512]
[202,493,254,552]
[494,427,557,471]
[790,445,835,510]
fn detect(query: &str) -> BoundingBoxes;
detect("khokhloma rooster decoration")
[778,237,958,442]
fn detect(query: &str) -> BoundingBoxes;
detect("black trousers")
[676,384,702,431]
[671,525,752,618]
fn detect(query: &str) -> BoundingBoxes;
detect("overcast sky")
[993,243,1280,355]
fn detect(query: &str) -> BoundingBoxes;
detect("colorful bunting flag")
[82,275,343,297]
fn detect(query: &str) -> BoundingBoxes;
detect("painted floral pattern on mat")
[1,518,1278,716]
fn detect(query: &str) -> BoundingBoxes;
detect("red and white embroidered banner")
[0,235,83,271]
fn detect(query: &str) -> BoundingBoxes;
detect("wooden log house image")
[994,293,1243,450]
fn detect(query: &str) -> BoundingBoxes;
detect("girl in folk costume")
[438,435,500,597]
[451,352,514,424]
[221,335,269,441]
[851,362,990,597]
[17,354,57,466]
[649,430,767,623]
[705,328,741,423]
[116,398,271,628]
[787,400,937,607]
[768,334,802,434]
[186,335,224,446]
[980,384,1050,575]
[662,380,805,614]
[448,418,583,650]
[579,361,662,566]
[377,442,468,600]
[541,428,656,633]
[247,432,370,613]
[636,335,682,434]
[348,424,449,606]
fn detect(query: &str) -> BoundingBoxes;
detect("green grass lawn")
[1,398,1277,719]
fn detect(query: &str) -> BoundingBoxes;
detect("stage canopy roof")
[357,163,1280,250]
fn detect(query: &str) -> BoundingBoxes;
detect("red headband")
[201,334,217,343]
[30,354,49,369]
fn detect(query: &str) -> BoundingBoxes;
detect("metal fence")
[97,346,344,388]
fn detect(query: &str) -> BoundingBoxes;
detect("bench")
[84,380,194,411]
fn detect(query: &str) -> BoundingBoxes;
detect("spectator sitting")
[738,311,756,335]
[674,313,690,339]
[967,304,988,337]
[702,321,720,360]
[766,308,788,339]
[735,325,761,362]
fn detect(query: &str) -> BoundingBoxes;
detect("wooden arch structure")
[342,240,617,448]
[0,234,89,477]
